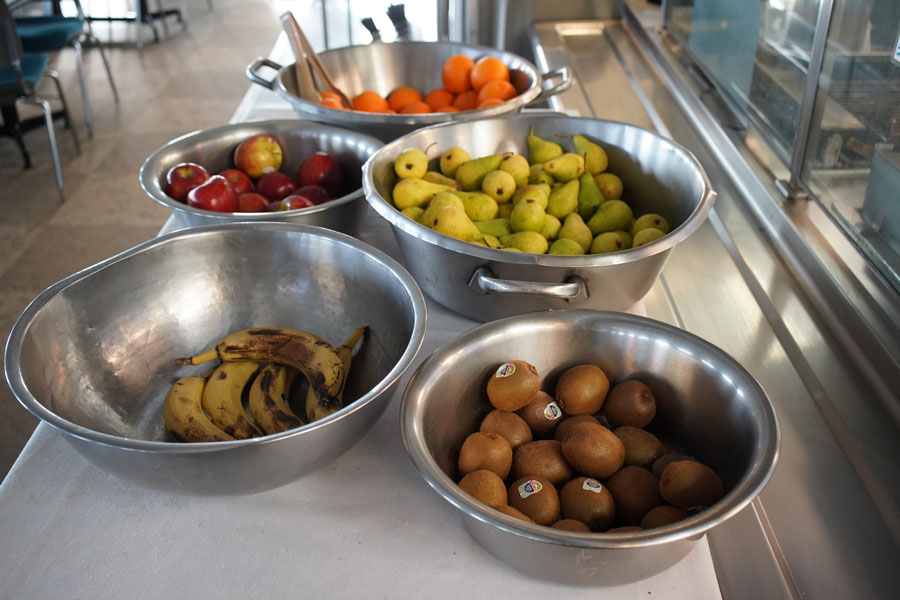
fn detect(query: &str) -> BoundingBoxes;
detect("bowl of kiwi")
[400,309,779,586]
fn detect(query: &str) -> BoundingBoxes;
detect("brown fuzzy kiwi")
[555,364,610,415]
[559,476,616,532]
[511,439,573,487]
[508,476,560,526]
[516,391,564,439]
[486,360,541,411]
[651,453,695,479]
[659,460,724,509]
[457,432,513,479]
[458,469,508,508]
[640,505,690,529]
[614,426,666,469]
[479,410,533,450]
[605,465,663,526]
[552,519,591,532]
[560,421,625,479]
[553,414,600,442]
[603,379,656,428]
[495,504,535,523]
[607,526,643,533]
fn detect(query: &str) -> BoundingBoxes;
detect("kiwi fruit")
[458,469,508,508]
[495,504,535,523]
[607,526,643,533]
[486,360,541,411]
[553,414,600,442]
[614,426,666,469]
[508,476,560,526]
[555,364,610,415]
[480,410,533,450]
[559,476,616,532]
[457,432,513,479]
[560,421,625,479]
[603,379,656,428]
[640,505,690,529]
[605,465,663,525]
[659,460,724,509]
[651,453,695,479]
[552,519,591,532]
[516,391,564,439]
[512,439,573,487]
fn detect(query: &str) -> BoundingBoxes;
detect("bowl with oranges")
[246,40,571,142]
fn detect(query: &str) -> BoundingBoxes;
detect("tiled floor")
[0,0,283,481]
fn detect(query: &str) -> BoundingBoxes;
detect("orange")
[320,91,343,104]
[319,97,347,110]
[452,89,478,111]
[399,101,432,114]
[434,105,460,112]
[442,54,475,94]
[352,90,390,113]
[424,88,455,111]
[476,97,504,109]
[477,79,517,104]
[388,86,423,112]
[470,56,509,91]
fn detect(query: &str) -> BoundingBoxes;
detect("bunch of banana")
[163,376,237,443]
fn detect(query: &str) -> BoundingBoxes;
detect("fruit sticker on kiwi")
[543,401,562,421]
[495,363,516,378]
[582,478,604,493]
[517,479,543,498]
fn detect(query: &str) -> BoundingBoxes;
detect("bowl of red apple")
[140,119,384,234]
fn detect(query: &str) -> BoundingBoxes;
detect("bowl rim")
[139,119,385,221]
[361,114,717,266]
[4,222,428,453]
[399,308,780,548]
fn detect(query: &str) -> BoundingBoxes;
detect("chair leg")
[86,32,120,103]
[71,40,93,137]
[1,104,32,169]
[45,70,81,155]
[153,0,170,38]
[19,96,65,201]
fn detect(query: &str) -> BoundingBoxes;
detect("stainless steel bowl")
[139,120,384,234]
[362,114,716,321]
[246,41,572,141]
[401,309,779,585]
[4,223,427,495]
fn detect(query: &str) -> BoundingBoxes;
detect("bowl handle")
[246,57,284,90]
[529,67,574,105]
[468,266,588,301]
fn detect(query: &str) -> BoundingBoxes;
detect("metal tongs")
[280,12,351,107]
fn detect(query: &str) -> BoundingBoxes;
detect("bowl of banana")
[4,222,427,495]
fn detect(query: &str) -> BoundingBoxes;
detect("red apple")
[219,168,254,195]
[294,184,331,205]
[237,192,271,213]
[256,171,297,201]
[269,194,315,211]
[186,175,239,212]
[298,152,341,196]
[165,162,210,202]
[233,134,283,178]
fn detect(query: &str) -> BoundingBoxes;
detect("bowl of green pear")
[361,114,716,321]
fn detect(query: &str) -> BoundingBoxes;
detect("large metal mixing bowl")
[139,120,383,234]
[362,114,716,321]
[246,40,572,141]
[4,223,427,495]
[401,309,779,586]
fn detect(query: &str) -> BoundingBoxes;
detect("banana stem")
[175,348,219,366]
[339,325,367,351]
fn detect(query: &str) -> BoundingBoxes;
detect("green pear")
[449,190,499,222]
[548,238,586,255]
[455,154,503,191]
[541,214,561,240]
[590,231,629,254]
[481,170,517,203]
[610,229,633,248]
[558,213,593,252]
[401,206,425,221]
[394,149,429,179]
[594,172,623,200]
[439,146,470,178]
[632,227,666,247]
[527,125,563,165]
[498,152,530,188]
[586,199,634,235]
[544,153,585,182]
[577,168,605,221]
[547,179,580,219]
[502,247,523,252]
[509,198,547,233]
[632,213,670,236]
[483,234,501,249]
[528,163,555,186]
[497,202,513,219]
[422,170,460,188]
[392,178,454,210]
[475,218,512,238]
[418,192,464,227]
[572,134,608,174]
[431,205,484,242]
[500,231,549,254]
[512,183,550,209]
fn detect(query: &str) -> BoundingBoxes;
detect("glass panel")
[801,0,900,291]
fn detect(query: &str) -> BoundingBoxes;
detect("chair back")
[0,1,26,72]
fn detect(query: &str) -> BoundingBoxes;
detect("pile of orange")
[316,54,518,114]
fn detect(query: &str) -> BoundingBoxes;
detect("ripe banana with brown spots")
[249,363,304,435]
[306,325,367,423]
[201,361,263,439]
[163,376,235,443]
